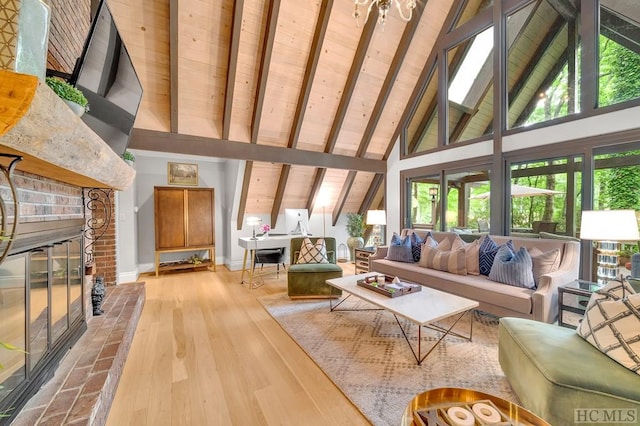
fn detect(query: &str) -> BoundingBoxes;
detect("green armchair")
[287,237,343,299]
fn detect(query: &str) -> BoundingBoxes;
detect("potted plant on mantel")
[122,150,135,166]
[45,76,89,117]
[346,213,365,263]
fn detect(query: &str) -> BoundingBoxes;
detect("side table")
[354,247,375,274]
[557,279,601,328]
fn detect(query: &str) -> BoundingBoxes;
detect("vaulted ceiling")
[106,0,459,228]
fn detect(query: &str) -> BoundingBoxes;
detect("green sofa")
[499,317,640,425]
[287,237,343,298]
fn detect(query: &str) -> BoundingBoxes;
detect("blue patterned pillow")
[386,233,414,263]
[479,236,514,276]
[488,244,535,289]
[410,232,425,262]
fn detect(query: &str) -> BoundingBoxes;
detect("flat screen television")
[71,0,143,156]
[285,209,310,236]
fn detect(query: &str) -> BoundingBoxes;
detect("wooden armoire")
[153,186,216,275]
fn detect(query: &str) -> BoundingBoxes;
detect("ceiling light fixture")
[353,0,417,26]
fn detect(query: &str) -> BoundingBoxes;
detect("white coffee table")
[326,273,479,365]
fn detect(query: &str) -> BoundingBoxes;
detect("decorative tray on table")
[356,275,421,298]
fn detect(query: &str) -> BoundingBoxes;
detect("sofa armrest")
[369,246,388,261]
[532,268,579,323]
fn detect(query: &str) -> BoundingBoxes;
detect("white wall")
[116,169,138,283]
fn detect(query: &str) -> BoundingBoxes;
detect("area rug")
[259,293,518,426]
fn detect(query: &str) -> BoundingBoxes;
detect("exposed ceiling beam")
[251,0,281,144]
[237,161,253,230]
[271,164,289,229]
[129,129,385,172]
[306,168,326,214]
[361,173,384,214]
[271,0,333,226]
[223,0,244,140]
[169,0,178,133]
[332,171,356,226]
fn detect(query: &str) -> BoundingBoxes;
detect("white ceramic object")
[64,99,86,117]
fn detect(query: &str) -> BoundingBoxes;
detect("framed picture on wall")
[168,162,198,186]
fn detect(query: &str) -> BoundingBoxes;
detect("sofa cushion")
[296,237,329,264]
[418,237,451,268]
[409,231,424,262]
[479,236,514,276]
[453,235,480,275]
[420,245,467,275]
[529,247,560,286]
[489,244,535,289]
[578,280,640,375]
[386,233,414,263]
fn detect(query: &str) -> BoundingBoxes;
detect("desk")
[238,235,290,288]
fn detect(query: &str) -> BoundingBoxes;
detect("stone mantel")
[0,70,135,190]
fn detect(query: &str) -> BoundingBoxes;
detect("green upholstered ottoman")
[499,317,640,425]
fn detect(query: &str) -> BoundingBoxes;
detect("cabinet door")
[186,188,214,247]
[155,187,186,249]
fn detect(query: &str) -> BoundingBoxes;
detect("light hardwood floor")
[106,264,370,425]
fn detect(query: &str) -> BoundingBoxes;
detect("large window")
[598,0,640,108]
[507,1,580,129]
[447,27,494,144]
[408,175,440,229]
[509,156,583,236]
[446,170,491,232]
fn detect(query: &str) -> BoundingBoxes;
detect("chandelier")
[353,0,417,26]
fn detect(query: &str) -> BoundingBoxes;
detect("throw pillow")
[296,238,329,264]
[578,280,640,375]
[409,231,424,262]
[452,235,480,275]
[479,236,514,276]
[386,233,414,263]
[420,245,467,275]
[528,247,561,286]
[488,244,535,289]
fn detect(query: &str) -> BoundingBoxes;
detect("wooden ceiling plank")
[360,173,384,214]
[324,13,377,154]
[223,0,244,140]
[289,0,333,149]
[251,0,281,143]
[130,129,384,172]
[356,2,425,157]
[271,0,333,224]
[237,160,253,229]
[170,0,178,133]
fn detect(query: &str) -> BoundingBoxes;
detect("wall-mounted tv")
[71,0,142,156]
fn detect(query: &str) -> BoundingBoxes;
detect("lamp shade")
[366,210,386,226]
[580,210,640,241]
[246,216,262,226]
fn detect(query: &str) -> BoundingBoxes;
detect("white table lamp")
[366,209,386,248]
[246,216,262,240]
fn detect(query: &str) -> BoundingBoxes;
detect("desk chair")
[253,247,286,277]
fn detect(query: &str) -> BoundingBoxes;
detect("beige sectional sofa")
[369,230,580,323]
